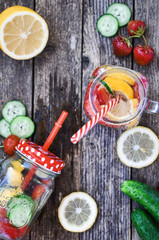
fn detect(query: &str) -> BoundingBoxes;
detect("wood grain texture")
[31,0,82,239]
[131,1,159,240]
[0,1,34,240]
[81,1,133,240]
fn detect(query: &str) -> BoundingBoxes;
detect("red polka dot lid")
[16,139,65,174]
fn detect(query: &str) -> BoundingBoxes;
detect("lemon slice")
[117,126,159,168]
[6,167,24,187]
[103,76,134,99]
[105,98,138,121]
[58,192,98,232]
[0,6,49,60]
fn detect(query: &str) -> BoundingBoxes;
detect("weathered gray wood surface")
[0,0,158,240]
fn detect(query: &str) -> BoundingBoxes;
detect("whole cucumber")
[121,180,159,222]
[131,209,159,240]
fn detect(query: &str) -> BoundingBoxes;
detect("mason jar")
[0,139,64,240]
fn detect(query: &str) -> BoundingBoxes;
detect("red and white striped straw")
[71,96,121,144]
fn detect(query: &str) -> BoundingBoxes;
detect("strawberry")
[3,135,20,156]
[127,20,146,36]
[84,79,97,119]
[113,36,132,57]
[133,45,155,65]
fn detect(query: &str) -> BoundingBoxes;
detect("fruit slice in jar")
[0,6,49,60]
[0,119,11,138]
[0,187,22,207]
[10,116,35,138]
[106,3,131,27]
[96,14,119,37]
[103,76,134,99]
[6,167,24,187]
[58,192,98,232]
[117,126,159,168]
[2,100,26,123]
[95,84,113,105]
[7,194,35,228]
[107,72,135,86]
[105,98,138,121]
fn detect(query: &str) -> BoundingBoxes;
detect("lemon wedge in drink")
[117,127,159,168]
[0,6,49,60]
[105,98,138,121]
[103,76,134,99]
[58,192,98,232]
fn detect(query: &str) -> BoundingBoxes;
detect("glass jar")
[84,65,159,129]
[0,139,64,240]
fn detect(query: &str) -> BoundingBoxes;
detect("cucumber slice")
[107,3,131,27]
[0,119,11,138]
[96,14,119,37]
[10,116,35,138]
[2,100,26,123]
[7,194,34,228]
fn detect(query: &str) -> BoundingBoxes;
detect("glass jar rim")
[89,66,147,124]
[15,149,59,178]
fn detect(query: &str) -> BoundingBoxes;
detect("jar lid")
[16,139,65,174]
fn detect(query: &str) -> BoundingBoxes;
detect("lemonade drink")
[84,65,149,129]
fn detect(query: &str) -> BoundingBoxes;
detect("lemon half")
[117,127,159,168]
[58,192,98,232]
[0,6,49,60]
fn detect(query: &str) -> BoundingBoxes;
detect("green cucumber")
[131,209,159,240]
[0,119,11,138]
[10,115,35,138]
[96,14,119,37]
[121,180,159,222]
[106,3,131,27]
[7,194,34,228]
[2,100,26,123]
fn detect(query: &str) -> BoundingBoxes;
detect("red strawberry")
[84,79,96,119]
[113,36,132,57]
[4,135,20,156]
[127,20,146,36]
[133,45,155,66]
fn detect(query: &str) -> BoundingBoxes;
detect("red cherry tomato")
[4,135,20,156]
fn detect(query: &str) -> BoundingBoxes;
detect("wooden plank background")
[0,0,158,240]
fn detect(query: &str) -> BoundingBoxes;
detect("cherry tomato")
[4,135,20,156]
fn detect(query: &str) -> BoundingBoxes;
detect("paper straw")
[71,96,120,144]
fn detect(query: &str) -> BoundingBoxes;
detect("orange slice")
[108,72,135,86]
[104,76,134,99]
